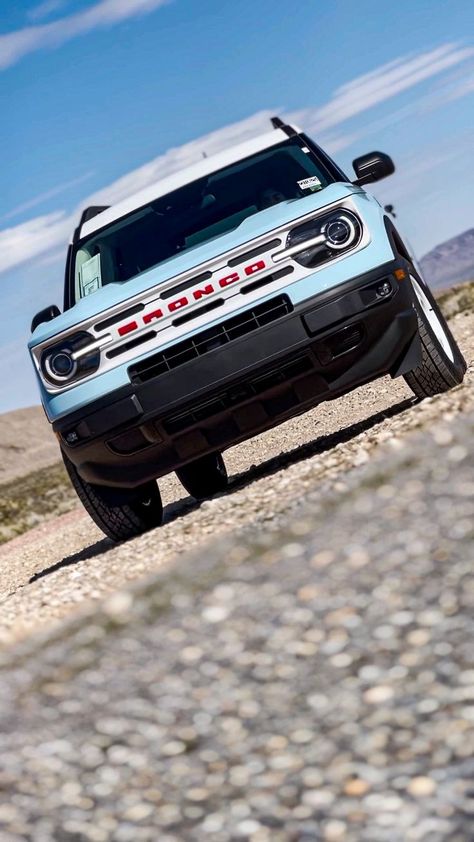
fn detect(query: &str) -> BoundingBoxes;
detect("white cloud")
[0,211,71,275]
[422,67,474,110]
[27,0,69,23]
[337,60,474,146]
[1,171,94,223]
[314,131,362,155]
[290,43,474,134]
[451,74,474,99]
[0,0,170,70]
[372,131,474,206]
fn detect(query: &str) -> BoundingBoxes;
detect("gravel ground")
[0,310,473,646]
[0,405,473,841]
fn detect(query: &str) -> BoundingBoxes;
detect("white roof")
[79,127,291,239]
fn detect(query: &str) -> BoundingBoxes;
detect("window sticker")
[79,254,102,297]
[297,175,322,192]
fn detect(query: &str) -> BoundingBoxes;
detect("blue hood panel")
[30,183,364,347]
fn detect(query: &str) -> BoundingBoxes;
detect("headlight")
[285,210,362,267]
[45,350,78,381]
[41,331,100,386]
[324,214,359,249]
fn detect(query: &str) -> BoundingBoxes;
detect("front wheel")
[63,454,163,542]
[403,274,466,399]
[176,452,228,500]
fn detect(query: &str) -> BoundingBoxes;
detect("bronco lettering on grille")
[117,259,267,338]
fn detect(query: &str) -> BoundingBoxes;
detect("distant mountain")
[420,228,474,290]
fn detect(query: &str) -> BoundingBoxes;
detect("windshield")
[72,138,335,302]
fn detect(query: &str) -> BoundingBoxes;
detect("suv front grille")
[129,295,293,385]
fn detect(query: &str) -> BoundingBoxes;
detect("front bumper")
[56,260,420,488]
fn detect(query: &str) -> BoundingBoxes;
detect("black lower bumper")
[56,260,420,488]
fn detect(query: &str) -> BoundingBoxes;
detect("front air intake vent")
[129,295,293,385]
[163,353,313,435]
[227,238,282,267]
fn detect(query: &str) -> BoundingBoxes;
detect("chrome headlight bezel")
[285,209,363,267]
[40,331,100,387]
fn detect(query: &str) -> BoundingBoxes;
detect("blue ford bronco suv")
[30,117,466,541]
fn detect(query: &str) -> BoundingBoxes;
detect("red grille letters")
[168,297,188,312]
[143,308,164,325]
[245,260,265,276]
[218,272,239,288]
[114,259,268,339]
[118,321,138,337]
[192,284,214,300]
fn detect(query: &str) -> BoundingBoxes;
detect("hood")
[30,182,363,347]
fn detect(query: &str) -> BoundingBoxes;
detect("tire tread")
[404,281,466,399]
[63,457,162,542]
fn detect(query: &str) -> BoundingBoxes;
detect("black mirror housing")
[352,151,395,186]
[31,305,61,334]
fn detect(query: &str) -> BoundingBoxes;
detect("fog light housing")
[376,281,392,298]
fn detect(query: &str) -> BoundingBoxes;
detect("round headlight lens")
[322,213,359,250]
[45,349,77,381]
[40,331,100,386]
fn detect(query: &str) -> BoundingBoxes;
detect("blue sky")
[1,0,473,412]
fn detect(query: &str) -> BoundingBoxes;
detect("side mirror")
[31,305,61,334]
[352,151,395,186]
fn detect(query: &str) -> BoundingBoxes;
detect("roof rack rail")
[270,115,297,137]
[271,116,285,129]
[72,205,111,245]
[79,205,110,227]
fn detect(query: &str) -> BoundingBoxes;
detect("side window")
[75,247,103,300]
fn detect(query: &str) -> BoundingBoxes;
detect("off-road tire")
[63,454,163,542]
[176,452,228,500]
[404,273,466,399]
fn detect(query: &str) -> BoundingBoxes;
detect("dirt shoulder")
[0,405,60,484]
